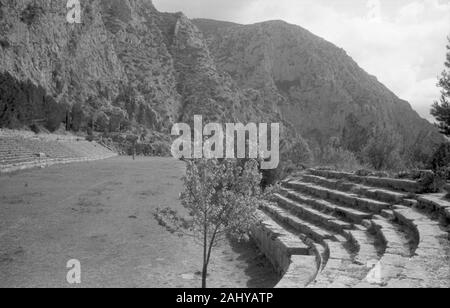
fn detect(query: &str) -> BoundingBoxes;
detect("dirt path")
[0,157,278,288]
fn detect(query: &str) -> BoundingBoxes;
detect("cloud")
[367,0,382,22]
[153,0,257,21]
[153,0,450,121]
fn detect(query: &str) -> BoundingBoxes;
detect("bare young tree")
[155,159,269,288]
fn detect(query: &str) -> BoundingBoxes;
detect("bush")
[361,129,405,171]
[86,127,94,142]
[152,140,170,156]
[261,160,295,188]
[30,123,41,134]
[320,144,363,171]
[107,107,129,132]
[0,39,10,49]
[283,137,313,167]
[20,4,44,26]
[260,136,313,187]
[418,169,448,193]
[94,111,110,132]
[429,143,450,173]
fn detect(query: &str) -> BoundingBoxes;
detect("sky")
[153,0,450,122]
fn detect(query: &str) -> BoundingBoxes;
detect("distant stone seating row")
[0,133,117,174]
[308,169,424,193]
[252,168,450,288]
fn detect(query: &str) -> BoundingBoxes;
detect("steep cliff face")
[0,0,443,162]
[0,0,186,132]
[0,0,283,133]
[193,19,443,156]
[0,0,126,129]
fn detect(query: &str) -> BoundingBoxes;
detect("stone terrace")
[254,169,450,288]
[0,131,117,174]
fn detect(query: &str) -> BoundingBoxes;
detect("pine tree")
[431,38,450,136]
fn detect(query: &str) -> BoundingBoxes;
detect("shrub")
[106,107,129,132]
[152,140,170,157]
[86,127,94,142]
[94,111,110,132]
[283,137,313,168]
[0,39,10,49]
[261,136,313,187]
[20,4,44,26]
[429,143,450,173]
[71,103,89,132]
[320,144,363,171]
[418,169,448,193]
[29,123,40,134]
[86,134,94,142]
[361,129,405,171]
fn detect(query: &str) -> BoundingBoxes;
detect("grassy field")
[0,157,278,288]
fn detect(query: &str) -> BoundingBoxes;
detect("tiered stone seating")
[255,169,450,288]
[61,140,116,160]
[0,133,117,174]
[20,138,82,160]
[0,137,40,167]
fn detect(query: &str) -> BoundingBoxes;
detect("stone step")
[276,255,318,288]
[287,180,390,213]
[0,152,35,157]
[308,169,423,193]
[281,188,373,224]
[301,174,356,191]
[0,157,35,162]
[392,206,449,256]
[254,211,312,254]
[309,240,369,288]
[253,211,319,287]
[362,249,450,288]
[370,217,412,257]
[0,158,37,165]
[312,241,328,271]
[273,193,353,233]
[344,229,380,265]
[301,174,408,204]
[0,156,35,161]
[417,194,450,222]
[260,202,336,243]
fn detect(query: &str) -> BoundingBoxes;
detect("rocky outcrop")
[0,0,127,130]
[193,19,444,158]
[0,0,284,133]
[0,0,443,162]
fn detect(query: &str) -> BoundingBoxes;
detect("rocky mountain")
[192,18,443,156]
[0,0,443,162]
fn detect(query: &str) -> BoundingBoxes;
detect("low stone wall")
[0,155,115,174]
[251,212,318,288]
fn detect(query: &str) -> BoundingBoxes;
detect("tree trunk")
[202,220,208,289]
[202,263,208,289]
